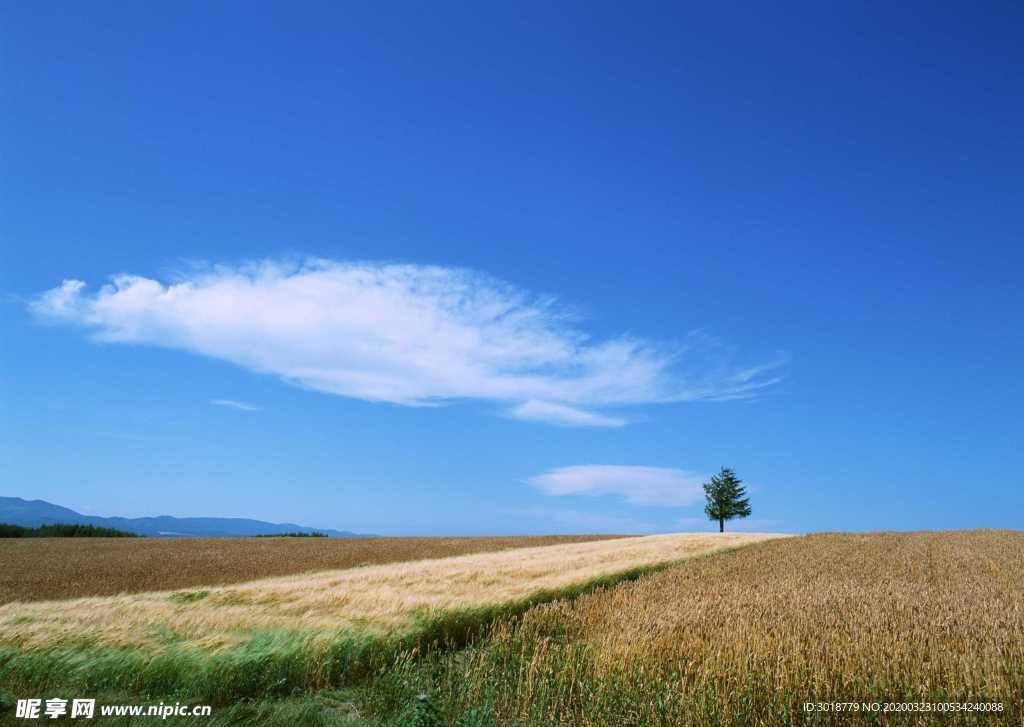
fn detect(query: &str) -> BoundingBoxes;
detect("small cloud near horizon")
[528,464,707,507]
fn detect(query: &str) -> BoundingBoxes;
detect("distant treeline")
[254,532,328,538]
[0,523,142,538]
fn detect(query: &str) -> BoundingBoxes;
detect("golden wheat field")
[0,533,781,652]
[2,531,1021,725]
[0,534,622,605]
[421,530,1024,725]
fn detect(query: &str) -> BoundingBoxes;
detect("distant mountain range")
[0,496,364,537]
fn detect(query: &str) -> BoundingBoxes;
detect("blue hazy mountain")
[0,496,362,537]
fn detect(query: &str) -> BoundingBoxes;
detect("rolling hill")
[0,496,362,537]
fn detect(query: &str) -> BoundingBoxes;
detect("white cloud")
[528,464,706,507]
[507,400,625,427]
[210,399,262,412]
[31,279,86,319]
[29,259,785,424]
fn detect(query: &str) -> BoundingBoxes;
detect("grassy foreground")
[0,534,778,710]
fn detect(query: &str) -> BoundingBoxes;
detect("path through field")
[0,532,784,652]
[0,534,621,604]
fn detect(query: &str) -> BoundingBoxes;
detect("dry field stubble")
[0,533,782,653]
[0,534,621,604]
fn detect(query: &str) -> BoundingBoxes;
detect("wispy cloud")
[507,400,626,427]
[528,465,706,507]
[29,258,785,425]
[210,399,262,412]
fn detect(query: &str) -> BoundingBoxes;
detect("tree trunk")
[719,517,724,533]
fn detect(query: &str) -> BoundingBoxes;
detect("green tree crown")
[703,467,752,532]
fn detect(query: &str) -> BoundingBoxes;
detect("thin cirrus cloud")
[210,399,262,412]
[507,400,626,428]
[528,465,707,507]
[29,258,786,426]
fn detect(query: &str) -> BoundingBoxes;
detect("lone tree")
[703,467,751,532]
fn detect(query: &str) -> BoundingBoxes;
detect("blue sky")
[2,2,1021,535]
